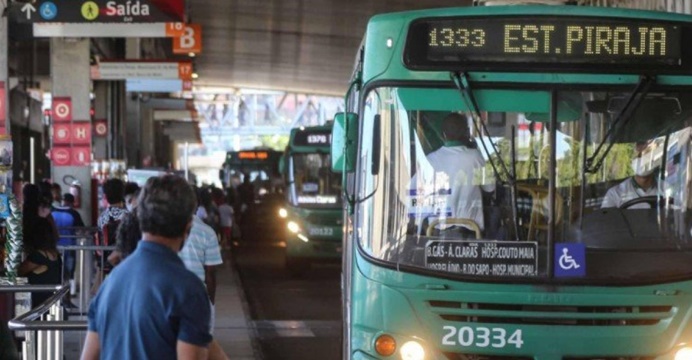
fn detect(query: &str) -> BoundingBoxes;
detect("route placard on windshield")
[425,240,538,277]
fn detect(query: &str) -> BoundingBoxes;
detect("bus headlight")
[278,208,288,218]
[400,341,425,360]
[287,221,301,234]
[676,347,692,360]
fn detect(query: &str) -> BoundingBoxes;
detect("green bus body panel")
[348,5,692,359]
[363,6,692,87]
[351,254,692,359]
[284,206,343,259]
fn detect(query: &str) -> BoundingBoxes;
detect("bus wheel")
[286,257,310,277]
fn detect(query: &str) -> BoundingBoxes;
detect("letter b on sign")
[174,24,202,54]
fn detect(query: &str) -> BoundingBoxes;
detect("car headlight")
[287,221,301,234]
[676,347,692,360]
[278,208,288,218]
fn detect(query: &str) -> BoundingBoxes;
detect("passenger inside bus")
[601,141,658,209]
[424,112,495,239]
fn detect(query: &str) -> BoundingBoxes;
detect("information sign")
[92,61,193,80]
[10,0,184,23]
[52,97,72,122]
[52,123,72,145]
[71,146,92,166]
[425,240,538,277]
[405,16,687,73]
[71,123,92,145]
[294,130,331,147]
[51,147,71,166]
[173,24,202,54]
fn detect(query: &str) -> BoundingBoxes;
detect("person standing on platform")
[179,215,227,359]
[81,175,212,359]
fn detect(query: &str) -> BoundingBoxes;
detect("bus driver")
[601,141,658,209]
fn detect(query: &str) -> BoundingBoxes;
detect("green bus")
[282,125,343,274]
[331,4,692,360]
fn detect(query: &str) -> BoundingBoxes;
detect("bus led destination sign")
[405,17,683,70]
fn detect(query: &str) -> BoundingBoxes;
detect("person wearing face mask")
[601,141,659,209]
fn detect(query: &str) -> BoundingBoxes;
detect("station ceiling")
[189,0,472,96]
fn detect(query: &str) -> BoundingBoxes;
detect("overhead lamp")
[191,73,199,79]
[188,52,196,57]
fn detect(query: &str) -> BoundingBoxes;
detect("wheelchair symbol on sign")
[558,247,580,270]
[39,2,57,20]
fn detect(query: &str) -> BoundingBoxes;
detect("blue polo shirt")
[88,241,212,359]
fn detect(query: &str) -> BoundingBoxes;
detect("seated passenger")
[601,142,658,209]
[426,113,495,237]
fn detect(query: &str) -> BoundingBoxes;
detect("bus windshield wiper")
[451,71,514,185]
[585,75,655,173]
[451,71,520,241]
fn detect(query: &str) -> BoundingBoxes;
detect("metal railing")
[3,240,117,360]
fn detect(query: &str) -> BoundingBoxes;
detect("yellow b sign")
[81,1,99,21]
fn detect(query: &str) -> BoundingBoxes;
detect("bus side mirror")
[331,112,358,173]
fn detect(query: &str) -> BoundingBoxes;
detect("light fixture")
[287,221,300,234]
[188,52,196,57]
[278,208,288,218]
[191,73,199,79]
[676,347,692,360]
[374,334,396,357]
[400,341,425,360]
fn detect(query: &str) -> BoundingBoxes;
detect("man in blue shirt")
[81,175,212,359]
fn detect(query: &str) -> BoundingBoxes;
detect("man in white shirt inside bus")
[601,141,659,209]
[425,112,495,237]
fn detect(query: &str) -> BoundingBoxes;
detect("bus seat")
[516,184,564,241]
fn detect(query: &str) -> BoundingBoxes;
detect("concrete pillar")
[92,82,108,160]
[51,38,92,225]
[125,38,141,168]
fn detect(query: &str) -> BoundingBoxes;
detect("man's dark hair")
[441,112,475,148]
[137,175,196,239]
[62,193,75,204]
[103,179,125,205]
[124,182,141,197]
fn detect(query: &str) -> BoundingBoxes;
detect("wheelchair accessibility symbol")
[555,243,585,277]
[39,2,57,20]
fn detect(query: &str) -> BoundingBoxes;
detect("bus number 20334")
[442,326,524,349]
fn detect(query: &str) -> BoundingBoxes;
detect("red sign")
[53,124,72,145]
[52,147,71,167]
[52,97,72,122]
[71,122,92,145]
[94,120,108,137]
[71,147,92,166]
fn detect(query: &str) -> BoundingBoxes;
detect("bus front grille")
[429,301,674,326]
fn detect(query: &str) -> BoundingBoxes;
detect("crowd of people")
[4,175,237,359]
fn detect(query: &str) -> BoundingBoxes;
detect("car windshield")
[289,153,342,208]
[355,85,692,284]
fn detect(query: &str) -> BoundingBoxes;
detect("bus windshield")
[289,152,342,208]
[357,85,692,284]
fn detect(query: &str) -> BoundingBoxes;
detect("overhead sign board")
[33,22,184,38]
[10,0,184,23]
[91,61,193,80]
